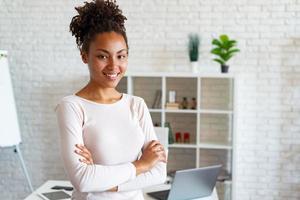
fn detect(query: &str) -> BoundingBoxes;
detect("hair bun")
[70,0,127,52]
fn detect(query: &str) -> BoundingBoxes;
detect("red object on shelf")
[183,132,190,143]
[175,132,182,143]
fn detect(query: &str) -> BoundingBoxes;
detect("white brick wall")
[0,0,299,199]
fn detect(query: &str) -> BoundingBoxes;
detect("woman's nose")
[107,57,118,69]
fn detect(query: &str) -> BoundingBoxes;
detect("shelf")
[169,143,197,148]
[167,148,196,173]
[125,71,235,78]
[198,149,232,183]
[118,72,236,200]
[198,142,232,150]
[149,109,163,112]
[169,143,232,150]
[165,109,197,113]
[150,112,162,127]
[149,109,233,114]
[200,78,233,111]
[132,77,162,109]
[199,113,232,146]
[200,109,233,114]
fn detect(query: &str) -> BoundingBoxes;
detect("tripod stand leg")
[15,144,34,192]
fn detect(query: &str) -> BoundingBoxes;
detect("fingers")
[162,152,168,162]
[75,144,93,164]
[75,144,91,156]
[153,148,167,163]
[157,151,167,163]
[147,140,160,148]
[107,186,118,192]
[75,144,91,154]
[149,144,167,163]
[74,149,90,159]
[151,144,165,152]
[79,158,92,165]
[147,140,164,151]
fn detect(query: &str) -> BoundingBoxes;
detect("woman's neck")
[75,81,122,104]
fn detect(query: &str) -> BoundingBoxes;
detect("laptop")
[147,165,222,200]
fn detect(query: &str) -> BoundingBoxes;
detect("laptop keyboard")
[147,189,170,200]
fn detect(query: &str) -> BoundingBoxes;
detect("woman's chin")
[105,80,121,88]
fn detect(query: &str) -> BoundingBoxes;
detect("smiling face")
[82,31,128,89]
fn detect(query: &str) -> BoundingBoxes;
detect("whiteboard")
[0,50,21,147]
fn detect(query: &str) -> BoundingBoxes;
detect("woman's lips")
[103,72,120,81]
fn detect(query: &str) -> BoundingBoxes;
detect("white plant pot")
[190,61,199,73]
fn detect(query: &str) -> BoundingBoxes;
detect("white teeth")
[104,72,119,78]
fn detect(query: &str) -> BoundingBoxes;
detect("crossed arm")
[74,139,167,192]
[56,99,167,193]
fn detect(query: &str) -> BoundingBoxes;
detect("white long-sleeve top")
[55,93,167,200]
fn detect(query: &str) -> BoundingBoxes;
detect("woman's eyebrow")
[96,49,109,53]
[117,49,128,53]
[96,49,128,53]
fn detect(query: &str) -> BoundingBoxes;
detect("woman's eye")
[118,55,127,59]
[97,55,108,59]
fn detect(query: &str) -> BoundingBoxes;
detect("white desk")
[24,181,72,200]
[25,180,218,200]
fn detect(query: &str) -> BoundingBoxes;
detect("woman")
[55,0,167,199]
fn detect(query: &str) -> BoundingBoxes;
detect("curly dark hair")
[69,0,128,53]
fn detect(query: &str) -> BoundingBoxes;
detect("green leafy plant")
[188,33,200,62]
[211,34,240,66]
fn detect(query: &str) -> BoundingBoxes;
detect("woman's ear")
[81,51,88,64]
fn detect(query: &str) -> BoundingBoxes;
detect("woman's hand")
[107,186,118,192]
[133,140,167,175]
[74,144,94,165]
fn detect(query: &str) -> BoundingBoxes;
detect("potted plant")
[188,33,200,73]
[211,34,240,73]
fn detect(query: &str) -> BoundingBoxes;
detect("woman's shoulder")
[58,95,80,105]
[55,95,84,112]
[124,93,145,105]
[123,94,149,115]
[55,95,85,122]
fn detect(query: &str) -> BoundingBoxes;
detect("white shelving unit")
[117,72,237,200]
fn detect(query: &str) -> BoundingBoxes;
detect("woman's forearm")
[118,161,167,192]
[132,160,148,176]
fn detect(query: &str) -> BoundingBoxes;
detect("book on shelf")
[164,122,174,144]
[165,102,180,110]
[152,90,162,109]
